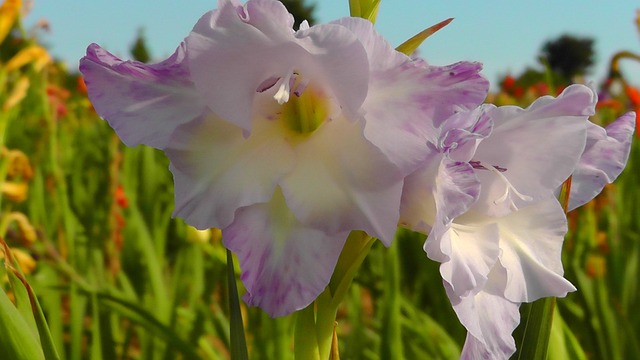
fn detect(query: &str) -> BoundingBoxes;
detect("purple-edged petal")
[166,115,294,230]
[453,291,520,360]
[361,61,489,171]
[79,43,205,149]
[496,199,576,302]
[439,105,494,162]
[187,0,369,131]
[568,112,636,210]
[472,84,594,217]
[280,117,403,245]
[223,189,349,317]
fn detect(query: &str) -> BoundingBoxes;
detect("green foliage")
[130,28,151,63]
[541,34,595,82]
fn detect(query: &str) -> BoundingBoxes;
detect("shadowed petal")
[281,117,403,245]
[166,115,295,230]
[425,159,481,263]
[569,112,636,210]
[223,189,349,317]
[79,43,206,149]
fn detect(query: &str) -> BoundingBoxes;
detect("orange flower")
[114,184,129,208]
[77,76,88,94]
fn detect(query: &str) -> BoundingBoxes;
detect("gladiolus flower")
[80,0,488,317]
[401,84,634,359]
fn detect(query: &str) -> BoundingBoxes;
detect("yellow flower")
[0,0,21,44]
[5,45,51,72]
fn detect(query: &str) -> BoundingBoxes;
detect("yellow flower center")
[280,85,330,135]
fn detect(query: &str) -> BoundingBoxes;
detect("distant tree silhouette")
[130,28,151,63]
[279,0,316,28]
[540,35,595,82]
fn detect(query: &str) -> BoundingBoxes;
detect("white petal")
[438,219,500,299]
[496,199,576,302]
[280,117,403,245]
[166,114,294,229]
[472,84,594,217]
[223,188,349,317]
[453,291,520,360]
[425,159,481,262]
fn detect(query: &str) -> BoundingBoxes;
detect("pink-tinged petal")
[439,105,494,162]
[472,84,594,217]
[166,115,294,230]
[496,199,576,302]
[223,189,349,317]
[79,43,205,149]
[187,0,369,131]
[452,291,520,360]
[331,17,408,71]
[362,61,489,170]
[569,112,636,210]
[281,118,403,245]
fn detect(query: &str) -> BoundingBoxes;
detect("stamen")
[273,69,295,105]
[487,165,532,210]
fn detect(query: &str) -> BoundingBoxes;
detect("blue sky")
[27,1,639,88]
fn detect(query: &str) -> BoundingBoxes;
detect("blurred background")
[1,0,639,359]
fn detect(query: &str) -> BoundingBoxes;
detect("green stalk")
[227,249,249,360]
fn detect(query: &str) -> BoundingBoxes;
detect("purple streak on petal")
[223,191,348,317]
[439,105,494,162]
[568,112,636,211]
[361,61,489,172]
[79,43,206,149]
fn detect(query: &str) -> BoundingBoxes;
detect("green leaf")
[0,287,45,360]
[2,240,61,360]
[513,297,556,360]
[349,0,380,23]
[227,249,249,360]
[396,18,453,56]
[96,293,202,359]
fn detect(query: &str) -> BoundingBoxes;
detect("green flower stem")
[295,231,376,360]
[295,303,321,360]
